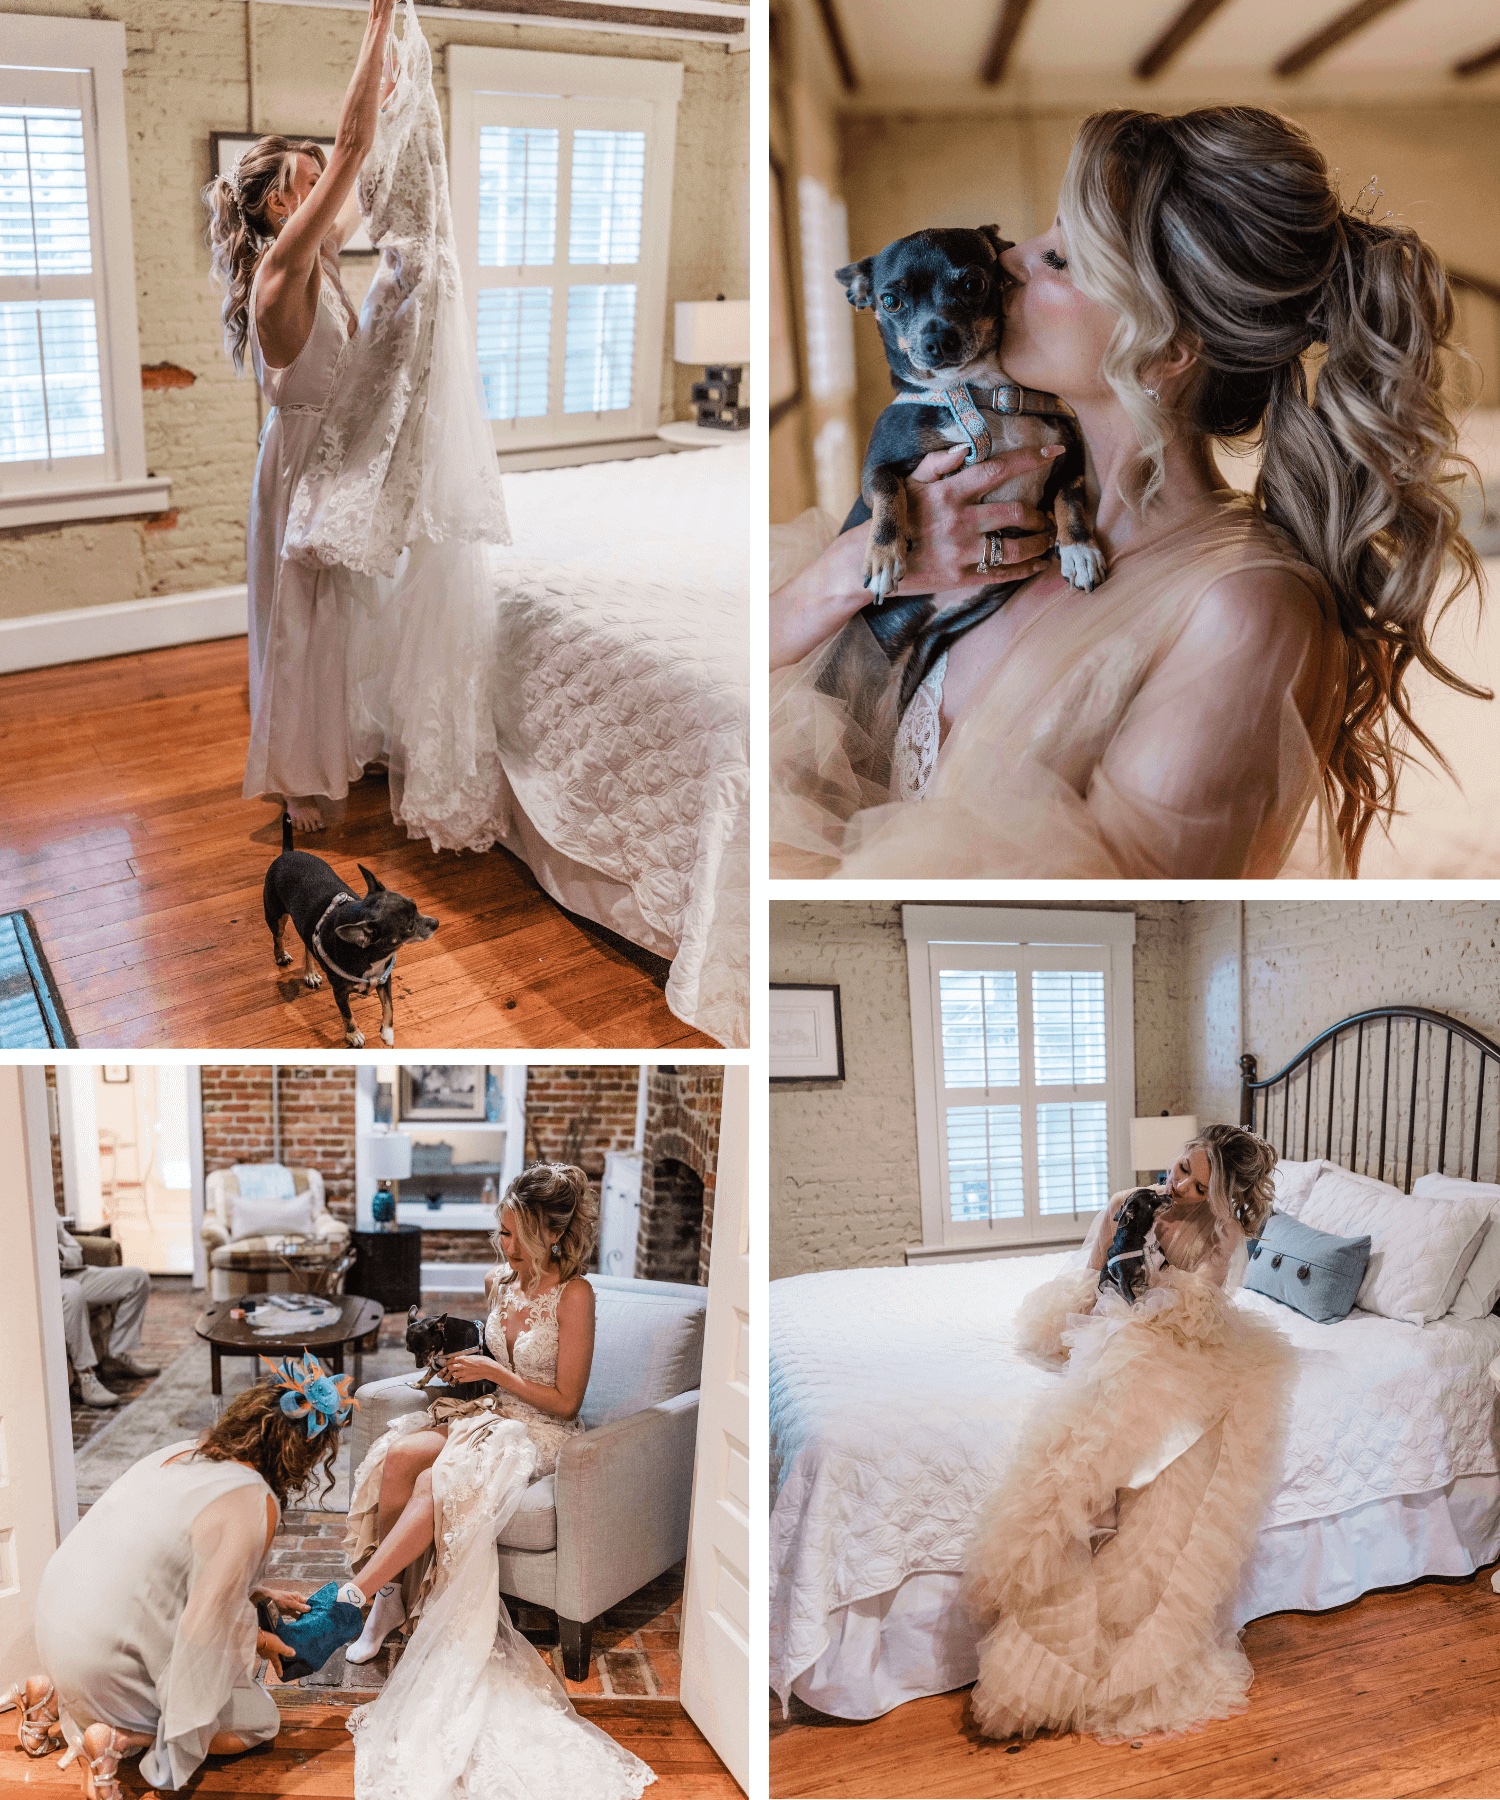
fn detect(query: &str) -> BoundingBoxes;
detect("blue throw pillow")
[1245,1210,1371,1323]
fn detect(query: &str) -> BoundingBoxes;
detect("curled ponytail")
[203,135,327,372]
[493,1162,597,1288]
[1060,106,1485,872]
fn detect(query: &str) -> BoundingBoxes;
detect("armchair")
[202,1166,350,1300]
[349,1274,706,1679]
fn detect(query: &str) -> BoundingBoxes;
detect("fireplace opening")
[647,1157,706,1284]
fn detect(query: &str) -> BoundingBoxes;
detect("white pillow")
[1271,1158,1331,1219]
[1298,1165,1491,1325]
[229,1190,316,1242]
[1411,1173,1500,1320]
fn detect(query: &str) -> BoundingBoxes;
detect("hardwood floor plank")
[0,638,714,1048]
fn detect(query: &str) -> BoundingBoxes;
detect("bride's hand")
[442,1351,506,1385]
[898,443,1062,591]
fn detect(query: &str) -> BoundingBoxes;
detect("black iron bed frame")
[1240,1006,1500,1194]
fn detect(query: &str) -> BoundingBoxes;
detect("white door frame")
[187,1065,207,1289]
[679,1066,749,1790]
[55,1065,101,1229]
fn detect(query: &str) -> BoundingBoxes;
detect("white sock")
[345,1583,406,1663]
[337,1581,367,1608]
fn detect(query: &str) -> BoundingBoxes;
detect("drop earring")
[1143,384,1162,405]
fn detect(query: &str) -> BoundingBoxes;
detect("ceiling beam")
[813,0,857,91]
[1133,0,1233,81]
[1274,0,1409,79]
[1455,39,1500,79]
[981,0,1036,85]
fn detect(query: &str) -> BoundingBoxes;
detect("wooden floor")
[2,1698,734,1796]
[0,638,712,1049]
[769,1567,1500,1798]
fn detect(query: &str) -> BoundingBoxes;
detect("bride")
[771,106,1485,879]
[337,1162,653,1799]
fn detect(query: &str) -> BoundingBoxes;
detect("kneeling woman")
[341,1162,653,1798]
[19,1361,351,1797]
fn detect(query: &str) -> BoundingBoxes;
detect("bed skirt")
[785,1473,1500,1720]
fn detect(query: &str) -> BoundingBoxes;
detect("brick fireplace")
[638,1067,723,1285]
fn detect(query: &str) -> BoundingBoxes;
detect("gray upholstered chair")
[348,1273,705,1678]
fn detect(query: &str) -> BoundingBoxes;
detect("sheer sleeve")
[148,1483,271,1789]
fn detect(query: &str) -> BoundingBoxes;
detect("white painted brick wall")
[0,0,747,619]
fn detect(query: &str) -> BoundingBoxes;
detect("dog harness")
[311,892,396,990]
[893,381,1073,465]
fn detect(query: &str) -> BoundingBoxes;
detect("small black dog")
[405,1305,496,1403]
[262,814,438,1049]
[1099,1187,1171,1303]
[834,226,1106,703]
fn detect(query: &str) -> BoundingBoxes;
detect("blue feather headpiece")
[259,1351,359,1437]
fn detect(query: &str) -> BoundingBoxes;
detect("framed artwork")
[768,152,803,430]
[770,984,845,1082]
[209,131,376,253]
[399,1065,488,1121]
[101,1066,130,1084]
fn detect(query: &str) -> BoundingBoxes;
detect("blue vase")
[372,1184,396,1229]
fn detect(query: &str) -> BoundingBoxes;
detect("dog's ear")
[408,1304,420,1320]
[835,256,875,309]
[976,225,1014,270]
[357,864,386,895]
[335,920,375,947]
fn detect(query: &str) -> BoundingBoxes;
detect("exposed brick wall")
[523,1066,643,1179]
[200,1066,357,1223]
[639,1068,722,1285]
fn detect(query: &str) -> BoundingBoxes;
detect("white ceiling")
[817,0,1500,103]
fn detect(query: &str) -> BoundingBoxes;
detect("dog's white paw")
[864,541,904,605]
[380,1026,394,1047]
[345,1028,365,1049]
[1059,542,1107,592]
[303,969,324,989]
[274,952,293,969]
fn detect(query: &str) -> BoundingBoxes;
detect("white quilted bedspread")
[492,444,748,1046]
[770,1253,1500,1696]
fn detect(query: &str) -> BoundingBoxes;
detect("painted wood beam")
[1273,0,1409,79]
[1133,0,1233,81]
[814,0,858,91]
[981,0,1036,85]
[1455,39,1500,79]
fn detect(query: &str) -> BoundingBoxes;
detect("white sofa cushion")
[1271,1158,1331,1218]
[1411,1173,1500,1320]
[581,1281,706,1429]
[498,1474,557,1552]
[1299,1166,1491,1325]
[229,1190,317,1242]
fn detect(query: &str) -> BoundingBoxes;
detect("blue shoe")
[257,1583,364,1680]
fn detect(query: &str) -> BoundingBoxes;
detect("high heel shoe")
[79,1725,130,1800]
[344,1581,406,1663]
[0,1675,63,1755]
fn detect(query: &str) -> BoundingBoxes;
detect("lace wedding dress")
[345,1278,653,1800]
[284,0,515,852]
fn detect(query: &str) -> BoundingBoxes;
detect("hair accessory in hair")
[259,1351,359,1437]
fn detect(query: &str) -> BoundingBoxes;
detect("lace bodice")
[485,1278,567,1387]
[890,648,947,801]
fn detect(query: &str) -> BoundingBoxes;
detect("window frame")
[0,15,168,529]
[447,44,682,454]
[904,905,1137,1263]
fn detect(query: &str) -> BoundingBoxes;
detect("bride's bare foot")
[286,796,326,832]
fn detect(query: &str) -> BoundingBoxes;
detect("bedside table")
[351,1224,423,1314]
[656,420,745,448]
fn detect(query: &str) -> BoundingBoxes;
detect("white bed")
[770,1250,1500,1719]
[489,442,748,1046]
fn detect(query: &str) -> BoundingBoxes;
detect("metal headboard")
[1239,1006,1500,1193]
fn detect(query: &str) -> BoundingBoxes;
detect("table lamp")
[366,1131,412,1231]
[675,297,750,430]
[1131,1113,1198,1185]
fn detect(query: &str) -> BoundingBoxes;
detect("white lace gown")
[344,1277,653,1800]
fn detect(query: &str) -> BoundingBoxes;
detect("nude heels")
[79,1723,131,1800]
[0,1674,63,1755]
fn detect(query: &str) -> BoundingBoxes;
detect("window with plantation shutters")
[907,909,1135,1255]
[450,48,681,455]
[1,21,164,527]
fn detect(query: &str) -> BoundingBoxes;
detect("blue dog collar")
[892,382,1074,466]
[941,385,992,465]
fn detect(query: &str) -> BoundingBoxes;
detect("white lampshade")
[1132,1114,1198,1175]
[674,299,749,365]
[365,1131,412,1182]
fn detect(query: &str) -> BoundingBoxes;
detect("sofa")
[201,1166,351,1300]
[349,1273,705,1678]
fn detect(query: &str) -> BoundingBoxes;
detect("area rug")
[0,909,76,1047]
[73,1338,412,1508]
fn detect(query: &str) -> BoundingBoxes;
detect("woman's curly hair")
[492,1161,598,1288]
[1187,1122,1278,1241]
[196,1378,342,1506]
[203,135,327,372]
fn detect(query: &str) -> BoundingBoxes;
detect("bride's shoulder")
[557,1275,595,1320]
[1176,560,1327,673]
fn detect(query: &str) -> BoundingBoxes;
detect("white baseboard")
[0,584,247,674]
[420,1262,489,1294]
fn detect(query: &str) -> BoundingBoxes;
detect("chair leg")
[558,1616,593,1682]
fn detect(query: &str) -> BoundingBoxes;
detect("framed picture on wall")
[399,1066,488,1121]
[209,132,376,253]
[770,984,844,1082]
[101,1066,130,1083]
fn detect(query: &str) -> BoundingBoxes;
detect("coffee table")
[195,1294,384,1397]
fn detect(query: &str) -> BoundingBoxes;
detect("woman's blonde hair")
[1186,1122,1278,1243]
[1059,105,1486,872]
[203,135,327,372]
[493,1161,597,1288]
[196,1377,342,1506]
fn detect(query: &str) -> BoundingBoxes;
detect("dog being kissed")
[835,226,1106,687]
[1099,1186,1171,1303]
[263,814,438,1048]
